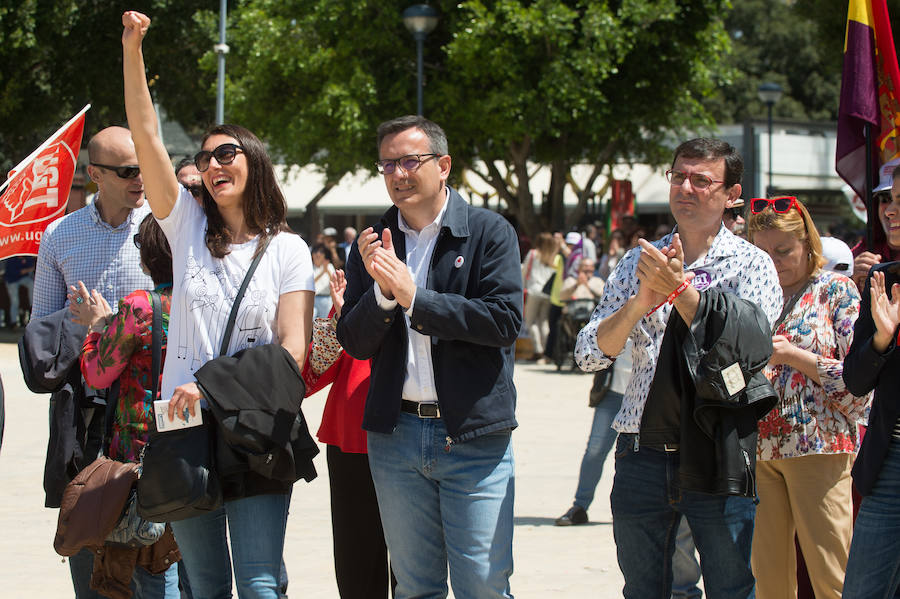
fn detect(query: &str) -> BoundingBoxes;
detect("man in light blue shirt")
[32,125,154,599]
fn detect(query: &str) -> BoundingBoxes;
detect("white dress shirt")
[374,190,450,404]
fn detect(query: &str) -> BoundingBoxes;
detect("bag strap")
[773,276,812,332]
[149,290,162,404]
[219,236,272,357]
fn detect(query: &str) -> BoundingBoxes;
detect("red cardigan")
[301,347,371,454]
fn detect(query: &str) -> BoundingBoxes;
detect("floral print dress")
[80,287,171,462]
[758,270,871,461]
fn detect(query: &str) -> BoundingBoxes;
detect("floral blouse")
[80,287,171,462]
[758,270,871,461]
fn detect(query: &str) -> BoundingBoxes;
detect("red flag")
[836,0,900,198]
[0,105,89,259]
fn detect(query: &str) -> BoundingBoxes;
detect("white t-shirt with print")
[156,188,314,403]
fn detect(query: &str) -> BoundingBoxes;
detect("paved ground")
[0,332,626,598]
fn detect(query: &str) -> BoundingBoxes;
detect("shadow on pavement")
[514,516,612,527]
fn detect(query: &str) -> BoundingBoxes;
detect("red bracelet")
[645,279,692,317]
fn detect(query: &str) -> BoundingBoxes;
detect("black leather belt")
[621,433,679,453]
[401,399,441,419]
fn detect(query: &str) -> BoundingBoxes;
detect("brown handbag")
[54,456,138,556]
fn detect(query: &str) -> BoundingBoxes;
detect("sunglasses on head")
[750,196,800,214]
[90,163,141,179]
[194,143,244,172]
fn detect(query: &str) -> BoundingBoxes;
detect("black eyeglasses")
[186,184,204,198]
[194,143,244,172]
[750,196,799,214]
[665,169,725,190]
[375,153,439,175]
[90,163,141,179]
[133,233,141,249]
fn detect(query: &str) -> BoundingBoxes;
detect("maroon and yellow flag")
[836,0,900,198]
[0,105,89,259]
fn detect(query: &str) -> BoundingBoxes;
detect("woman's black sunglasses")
[90,163,140,179]
[194,143,244,172]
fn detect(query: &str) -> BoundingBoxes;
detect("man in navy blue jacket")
[337,115,522,598]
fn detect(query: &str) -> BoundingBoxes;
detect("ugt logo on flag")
[0,105,89,259]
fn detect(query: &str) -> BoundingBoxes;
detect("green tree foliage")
[0,0,214,170]
[706,0,900,123]
[225,0,734,235]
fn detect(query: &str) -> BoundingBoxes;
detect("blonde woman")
[747,196,870,598]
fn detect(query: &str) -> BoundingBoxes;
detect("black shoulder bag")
[138,238,271,522]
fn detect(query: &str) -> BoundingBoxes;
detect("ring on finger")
[75,296,84,305]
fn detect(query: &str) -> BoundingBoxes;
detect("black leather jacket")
[18,307,93,507]
[641,289,777,497]
[195,344,318,500]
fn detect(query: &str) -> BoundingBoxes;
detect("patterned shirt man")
[576,224,781,432]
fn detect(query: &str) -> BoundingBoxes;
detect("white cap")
[565,232,582,245]
[820,237,853,274]
[322,227,338,237]
[873,157,900,192]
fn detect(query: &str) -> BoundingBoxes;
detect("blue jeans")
[573,391,623,510]
[314,295,333,319]
[367,412,514,599]
[69,547,179,598]
[170,493,290,599]
[611,434,755,599]
[843,439,900,598]
[672,519,702,599]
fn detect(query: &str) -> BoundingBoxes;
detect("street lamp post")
[214,0,229,125]
[402,4,439,116]
[757,82,783,196]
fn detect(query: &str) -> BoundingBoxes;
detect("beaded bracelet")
[645,279,692,317]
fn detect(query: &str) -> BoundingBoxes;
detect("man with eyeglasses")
[175,156,204,205]
[723,197,745,236]
[31,125,153,598]
[337,115,522,598]
[575,138,781,598]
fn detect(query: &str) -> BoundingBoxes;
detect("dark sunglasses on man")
[90,163,141,179]
[724,206,743,220]
[749,196,800,214]
[194,143,244,173]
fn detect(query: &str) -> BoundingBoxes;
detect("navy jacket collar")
[380,186,470,240]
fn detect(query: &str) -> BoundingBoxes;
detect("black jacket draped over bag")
[195,343,318,500]
[641,289,777,498]
[19,307,92,507]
